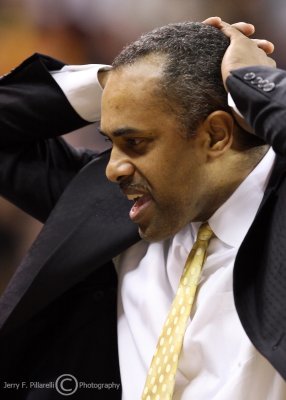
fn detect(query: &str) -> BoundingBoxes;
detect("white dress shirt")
[50,63,110,122]
[115,147,286,399]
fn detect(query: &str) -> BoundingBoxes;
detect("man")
[0,20,284,400]
[100,22,285,399]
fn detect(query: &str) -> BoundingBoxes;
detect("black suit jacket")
[0,56,285,399]
[227,66,286,381]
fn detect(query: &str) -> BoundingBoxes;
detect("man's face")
[101,55,211,242]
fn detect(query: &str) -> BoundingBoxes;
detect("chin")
[138,225,175,243]
[138,227,157,242]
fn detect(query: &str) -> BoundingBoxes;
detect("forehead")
[101,55,171,127]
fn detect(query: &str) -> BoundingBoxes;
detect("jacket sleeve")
[0,53,96,222]
[226,66,286,156]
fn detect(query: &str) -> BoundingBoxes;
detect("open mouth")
[127,193,153,222]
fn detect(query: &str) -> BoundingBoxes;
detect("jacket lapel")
[233,153,286,378]
[257,154,286,212]
[0,151,139,335]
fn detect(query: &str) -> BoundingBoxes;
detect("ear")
[202,111,234,159]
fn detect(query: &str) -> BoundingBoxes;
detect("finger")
[202,18,255,37]
[251,39,275,54]
[202,16,222,29]
[230,22,255,37]
[220,21,246,40]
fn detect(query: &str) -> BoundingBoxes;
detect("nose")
[106,147,135,183]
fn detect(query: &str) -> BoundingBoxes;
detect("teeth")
[127,194,144,201]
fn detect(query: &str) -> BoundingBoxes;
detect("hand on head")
[202,16,274,53]
[202,17,276,88]
[202,17,276,134]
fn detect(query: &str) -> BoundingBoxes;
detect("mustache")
[119,178,149,193]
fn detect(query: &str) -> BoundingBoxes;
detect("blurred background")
[0,0,285,294]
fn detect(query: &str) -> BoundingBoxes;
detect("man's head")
[112,22,230,135]
[100,22,267,242]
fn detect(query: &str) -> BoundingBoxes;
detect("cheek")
[139,147,197,194]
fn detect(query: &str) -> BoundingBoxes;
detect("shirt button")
[251,76,263,85]
[258,79,269,88]
[243,72,256,80]
[263,82,276,92]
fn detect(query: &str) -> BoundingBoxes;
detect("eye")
[125,138,144,147]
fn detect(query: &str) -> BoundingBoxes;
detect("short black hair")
[113,22,230,135]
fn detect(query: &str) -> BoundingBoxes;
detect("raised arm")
[0,53,87,145]
[219,25,285,155]
[203,18,286,156]
[0,53,106,221]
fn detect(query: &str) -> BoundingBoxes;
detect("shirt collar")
[207,147,276,248]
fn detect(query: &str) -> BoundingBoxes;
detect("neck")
[198,145,270,221]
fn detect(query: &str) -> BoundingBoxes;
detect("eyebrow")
[98,127,143,138]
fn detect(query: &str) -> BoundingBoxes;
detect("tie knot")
[197,222,213,241]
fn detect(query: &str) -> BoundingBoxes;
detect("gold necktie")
[141,223,213,400]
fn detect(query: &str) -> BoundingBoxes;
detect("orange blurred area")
[0,9,87,74]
